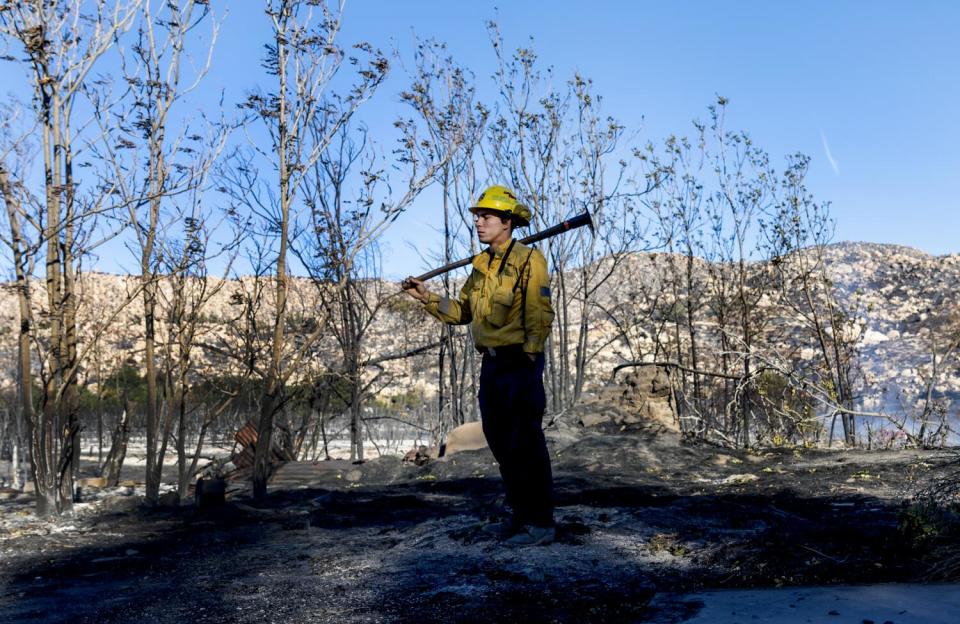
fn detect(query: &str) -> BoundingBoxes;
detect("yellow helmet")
[469,185,532,227]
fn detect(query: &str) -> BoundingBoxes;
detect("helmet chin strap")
[487,225,513,251]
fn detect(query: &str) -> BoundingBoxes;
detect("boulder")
[78,477,108,489]
[579,413,612,428]
[440,421,487,457]
[574,366,679,432]
[403,446,436,466]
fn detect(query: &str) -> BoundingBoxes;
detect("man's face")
[473,209,512,245]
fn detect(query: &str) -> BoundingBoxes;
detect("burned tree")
[0,0,141,515]
[221,0,388,497]
[0,101,35,495]
[401,37,487,441]
[295,108,451,461]
[485,27,656,412]
[84,0,223,505]
[760,154,863,446]
[484,24,567,410]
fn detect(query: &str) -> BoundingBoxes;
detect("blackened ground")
[1,424,958,623]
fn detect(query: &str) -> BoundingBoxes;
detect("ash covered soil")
[2,422,959,624]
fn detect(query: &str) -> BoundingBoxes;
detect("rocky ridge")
[1,241,958,423]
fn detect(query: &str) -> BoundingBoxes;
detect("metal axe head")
[584,210,595,235]
[566,211,594,235]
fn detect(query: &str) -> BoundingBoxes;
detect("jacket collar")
[474,238,521,270]
[488,237,515,258]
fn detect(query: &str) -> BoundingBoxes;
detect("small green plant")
[898,501,958,550]
[648,533,689,557]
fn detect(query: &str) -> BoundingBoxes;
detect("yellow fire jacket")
[423,239,555,354]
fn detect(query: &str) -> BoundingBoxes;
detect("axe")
[402,211,594,289]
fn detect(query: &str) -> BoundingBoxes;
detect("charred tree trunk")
[684,251,702,415]
[1,163,34,494]
[142,276,161,504]
[253,386,282,499]
[254,6,292,500]
[38,81,71,516]
[178,412,212,504]
[736,252,752,447]
[102,403,131,487]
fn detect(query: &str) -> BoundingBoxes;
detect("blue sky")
[3,1,958,279]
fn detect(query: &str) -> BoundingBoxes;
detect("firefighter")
[403,185,556,546]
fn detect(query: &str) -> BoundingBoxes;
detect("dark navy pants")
[478,348,554,528]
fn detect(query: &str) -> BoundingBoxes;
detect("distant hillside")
[2,242,958,420]
[819,242,960,413]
